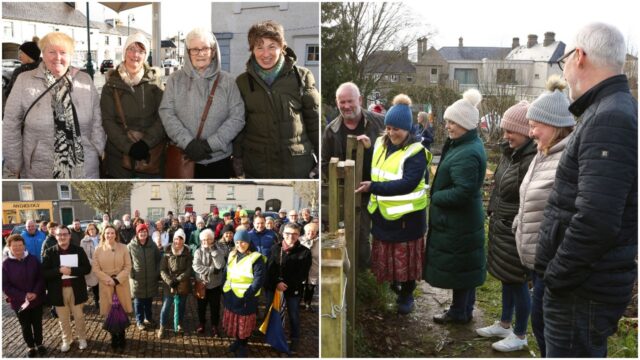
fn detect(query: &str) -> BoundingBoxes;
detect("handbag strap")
[21,71,68,130]
[195,75,220,140]
[112,88,128,130]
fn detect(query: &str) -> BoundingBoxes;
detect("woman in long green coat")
[425,89,487,324]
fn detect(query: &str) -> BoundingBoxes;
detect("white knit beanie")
[196,216,205,225]
[526,75,575,128]
[444,89,482,130]
[123,32,149,61]
[173,228,186,241]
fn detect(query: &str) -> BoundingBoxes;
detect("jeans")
[16,305,43,348]
[134,297,153,325]
[160,295,187,330]
[501,281,531,336]
[285,295,301,340]
[197,286,222,326]
[448,288,476,321]
[543,288,627,357]
[531,272,546,357]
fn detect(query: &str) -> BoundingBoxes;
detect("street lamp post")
[177,31,183,63]
[127,14,135,35]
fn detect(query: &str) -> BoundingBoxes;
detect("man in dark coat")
[4,40,41,99]
[534,22,638,357]
[321,82,384,269]
[42,225,91,352]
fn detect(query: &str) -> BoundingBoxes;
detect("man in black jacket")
[534,22,637,357]
[322,82,384,269]
[42,225,91,353]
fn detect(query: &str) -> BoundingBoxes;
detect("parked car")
[100,59,114,74]
[2,223,17,239]
[9,224,26,237]
[163,58,179,68]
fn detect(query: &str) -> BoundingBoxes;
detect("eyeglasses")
[557,48,577,71]
[126,47,145,55]
[283,232,299,237]
[188,47,212,55]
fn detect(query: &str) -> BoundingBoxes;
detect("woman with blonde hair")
[92,225,133,349]
[3,31,106,178]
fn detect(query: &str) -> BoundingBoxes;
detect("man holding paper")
[42,225,91,353]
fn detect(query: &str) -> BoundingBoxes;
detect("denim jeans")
[134,297,153,325]
[501,281,531,336]
[531,272,546,357]
[448,288,476,321]
[160,295,187,330]
[285,295,301,340]
[543,288,627,357]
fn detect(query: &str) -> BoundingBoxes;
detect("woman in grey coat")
[159,27,245,179]
[127,224,161,331]
[192,229,225,336]
[3,32,106,178]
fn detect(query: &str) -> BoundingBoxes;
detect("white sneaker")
[492,333,528,352]
[476,321,513,338]
[60,342,71,352]
[78,339,88,350]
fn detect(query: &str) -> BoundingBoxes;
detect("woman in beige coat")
[92,225,133,349]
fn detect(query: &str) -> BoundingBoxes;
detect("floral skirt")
[222,309,256,340]
[371,236,424,283]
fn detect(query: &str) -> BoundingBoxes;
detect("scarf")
[118,63,144,87]
[44,69,84,178]
[252,55,285,87]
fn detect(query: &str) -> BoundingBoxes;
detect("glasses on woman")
[188,47,212,55]
[126,47,146,55]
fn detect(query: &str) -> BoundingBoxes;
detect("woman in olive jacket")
[425,89,487,325]
[100,33,165,178]
[234,20,320,179]
[127,224,161,330]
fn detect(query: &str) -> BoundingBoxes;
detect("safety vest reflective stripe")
[371,168,402,180]
[376,188,428,201]
[386,203,416,215]
[222,251,262,298]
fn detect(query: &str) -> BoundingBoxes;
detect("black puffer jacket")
[266,241,311,298]
[487,139,536,283]
[535,75,637,305]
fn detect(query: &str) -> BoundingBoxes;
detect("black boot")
[110,333,118,349]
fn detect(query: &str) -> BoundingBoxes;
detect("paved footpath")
[2,292,318,358]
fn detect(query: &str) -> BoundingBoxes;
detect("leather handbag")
[164,76,220,179]
[113,89,165,175]
[193,279,206,299]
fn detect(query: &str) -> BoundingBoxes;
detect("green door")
[61,208,74,226]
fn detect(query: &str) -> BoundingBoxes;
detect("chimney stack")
[401,46,408,60]
[417,37,428,60]
[512,37,520,49]
[543,32,556,46]
[527,34,538,48]
[458,37,463,47]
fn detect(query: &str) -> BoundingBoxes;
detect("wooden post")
[321,243,346,358]
[328,158,339,232]
[343,160,356,357]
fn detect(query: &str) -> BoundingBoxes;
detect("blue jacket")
[249,229,278,259]
[535,75,637,305]
[369,138,428,243]
[21,230,46,263]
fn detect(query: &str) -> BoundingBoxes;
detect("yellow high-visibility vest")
[368,137,432,220]
[222,251,262,298]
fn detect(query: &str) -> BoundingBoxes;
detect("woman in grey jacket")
[159,27,245,179]
[192,229,225,336]
[513,76,574,356]
[3,32,106,178]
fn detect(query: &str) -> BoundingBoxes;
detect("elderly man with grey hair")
[321,82,384,269]
[160,27,245,179]
[534,22,638,357]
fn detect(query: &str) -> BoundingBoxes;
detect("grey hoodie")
[159,32,245,164]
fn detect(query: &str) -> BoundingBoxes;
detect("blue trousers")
[501,281,531,336]
[530,272,546,357]
[448,288,476,321]
[160,294,187,330]
[133,297,153,325]
[543,288,627,357]
[285,295,301,340]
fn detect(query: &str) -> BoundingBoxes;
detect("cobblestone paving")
[2,292,318,358]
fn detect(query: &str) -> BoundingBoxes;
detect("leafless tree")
[168,183,189,215]
[71,181,133,218]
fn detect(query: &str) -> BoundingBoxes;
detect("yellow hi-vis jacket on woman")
[223,251,263,298]
[368,137,432,220]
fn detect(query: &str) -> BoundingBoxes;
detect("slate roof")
[506,42,566,64]
[3,2,89,28]
[365,51,416,73]
[438,46,511,61]
[161,40,176,48]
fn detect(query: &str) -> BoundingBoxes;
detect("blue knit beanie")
[234,229,250,243]
[384,94,413,131]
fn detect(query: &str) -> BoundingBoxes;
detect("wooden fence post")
[321,241,346,358]
[343,160,356,357]
[328,158,339,232]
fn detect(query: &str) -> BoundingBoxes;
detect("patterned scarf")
[44,69,84,178]
[252,55,285,88]
[118,63,144,87]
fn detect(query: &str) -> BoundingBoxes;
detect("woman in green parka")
[234,20,320,179]
[425,89,487,324]
[100,32,165,178]
[127,223,161,331]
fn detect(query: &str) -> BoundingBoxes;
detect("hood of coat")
[183,32,221,80]
[7,249,29,260]
[106,63,160,91]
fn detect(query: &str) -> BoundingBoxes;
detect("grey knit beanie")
[526,75,575,127]
[444,89,482,130]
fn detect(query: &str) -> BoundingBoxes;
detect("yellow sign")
[4,201,51,209]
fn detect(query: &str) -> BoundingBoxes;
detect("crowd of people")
[3,20,319,179]
[2,206,319,357]
[325,22,637,357]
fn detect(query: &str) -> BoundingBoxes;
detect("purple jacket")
[2,252,46,311]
